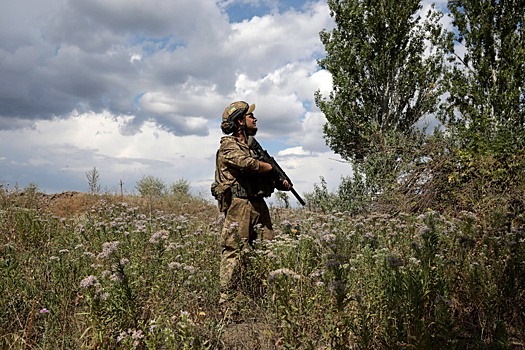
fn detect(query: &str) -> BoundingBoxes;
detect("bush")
[136,175,166,197]
[169,178,191,198]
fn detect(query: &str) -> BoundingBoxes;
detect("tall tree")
[316,0,445,162]
[442,0,525,155]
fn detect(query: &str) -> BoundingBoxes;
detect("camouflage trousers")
[219,197,274,305]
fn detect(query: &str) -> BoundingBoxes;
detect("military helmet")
[221,101,255,134]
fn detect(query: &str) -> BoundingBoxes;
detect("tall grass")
[1,189,524,349]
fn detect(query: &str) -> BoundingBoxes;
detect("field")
[1,189,524,349]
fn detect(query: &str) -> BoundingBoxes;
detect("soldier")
[211,101,291,308]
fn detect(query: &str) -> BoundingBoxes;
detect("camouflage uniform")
[213,135,276,304]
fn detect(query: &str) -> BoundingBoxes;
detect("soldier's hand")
[282,179,292,190]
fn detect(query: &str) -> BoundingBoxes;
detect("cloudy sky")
[0,0,445,203]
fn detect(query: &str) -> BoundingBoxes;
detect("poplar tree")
[316,0,445,164]
[443,0,525,155]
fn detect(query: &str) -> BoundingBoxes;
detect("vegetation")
[1,180,524,349]
[86,167,101,194]
[442,0,525,156]
[1,0,524,348]
[135,175,168,197]
[315,0,524,219]
[316,0,446,195]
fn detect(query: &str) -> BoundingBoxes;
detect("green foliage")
[316,0,445,162]
[303,177,339,213]
[274,191,290,208]
[170,178,191,197]
[386,130,525,229]
[441,0,525,156]
[304,174,374,215]
[336,171,370,215]
[136,175,167,197]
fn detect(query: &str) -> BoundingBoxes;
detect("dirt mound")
[6,191,97,217]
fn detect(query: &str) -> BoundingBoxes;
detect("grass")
[1,189,524,349]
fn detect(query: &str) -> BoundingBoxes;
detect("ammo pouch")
[211,181,232,212]
[231,182,249,198]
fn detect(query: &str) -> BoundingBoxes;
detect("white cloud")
[0,0,349,196]
[278,147,311,157]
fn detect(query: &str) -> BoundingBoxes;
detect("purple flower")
[268,268,301,281]
[80,275,99,288]
[149,230,169,244]
[39,308,49,314]
[97,241,119,259]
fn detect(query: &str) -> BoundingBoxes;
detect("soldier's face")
[244,113,258,135]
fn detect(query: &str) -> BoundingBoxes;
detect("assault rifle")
[249,137,306,206]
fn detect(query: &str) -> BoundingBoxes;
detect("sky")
[0,0,446,204]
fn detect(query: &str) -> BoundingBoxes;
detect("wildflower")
[97,291,110,300]
[117,331,128,342]
[182,263,194,272]
[364,232,376,240]
[149,230,169,244]
[97,241,119,259]
[149,319,157,333]
[268,268,302,281]
[131,329,143,340]
[110,272,124,282]
[39,308,49,314]
[168,262,182,270]
[409,257,421,265]
[135,224,147,233]
[309,269,325,279]
[80,275,99,288]
[119,258,130,266]
[320,233,337,243]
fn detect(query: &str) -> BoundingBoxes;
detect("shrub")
[170,178,191,198]
[136,175,167,197]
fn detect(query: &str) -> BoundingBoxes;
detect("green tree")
[316,0,445,164]
[136,175,166,197]
[170,178,191,197]
[441,0,525,156]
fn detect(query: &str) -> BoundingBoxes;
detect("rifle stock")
[249,137,306,206]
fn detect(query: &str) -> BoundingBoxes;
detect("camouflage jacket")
[212,136,276,210]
